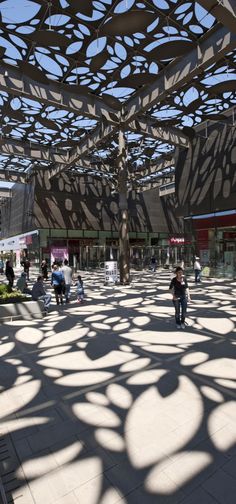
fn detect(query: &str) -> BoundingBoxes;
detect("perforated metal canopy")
[0,0,235,190]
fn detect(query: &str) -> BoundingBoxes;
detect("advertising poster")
[51,247,68,265]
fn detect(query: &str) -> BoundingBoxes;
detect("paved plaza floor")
[0,270,236,504]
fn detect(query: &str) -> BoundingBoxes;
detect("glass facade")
[186,211,236,278]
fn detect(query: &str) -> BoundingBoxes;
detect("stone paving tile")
[155,447,224,498]
[14,437,33,463]
[122,485,185,504]
[54,493,78,504]
[35,407,65,431]
[153,433,231,500]
[27,454,108,504]
[221,454,236,479]
[202,469,236,503]
[5,465,35,504]
[48,436,84,467]
[104,460,143,497]
[26,419,90,453]
[19,448,59,480]
[179,487,218,504]
[10,423,39,442]
[74,474,123,504]
[10,483,35,504]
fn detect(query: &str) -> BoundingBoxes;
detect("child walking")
[77,275,84,303]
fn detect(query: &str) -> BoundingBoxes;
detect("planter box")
[0,300,45,321]
[0,296,30,304]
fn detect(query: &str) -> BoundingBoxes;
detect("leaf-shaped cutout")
[157,371,179,398]
[145,451,212,493]
[106,383,132,409]
[90,51,108,72]
[73,403,121,427]
[95,428,125,452]
[55,371,114,387]
[208,401,236,451]
[16,327,43,344]
[126,380,203,469]
[0,342,15,357]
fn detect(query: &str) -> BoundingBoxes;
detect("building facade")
[0,171,170,269]
[162,121,236,276]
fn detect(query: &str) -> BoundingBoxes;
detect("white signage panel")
[105,261,118,284]
[0,230,38,251]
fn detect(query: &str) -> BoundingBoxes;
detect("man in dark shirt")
[21,257,30,280]
[169,267,191,329]
[32,276,51,312]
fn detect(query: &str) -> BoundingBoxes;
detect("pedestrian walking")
[150,256,157,272]
[21,257,30,280]
[5,260,15,288]
[76,275,84,303]
[61,259,72,303]
[51,264,64,305]
[41,259,48,280]
[194,256,201,283]
[169,266,191,329]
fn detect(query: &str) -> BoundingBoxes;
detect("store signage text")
[169,237,191,245]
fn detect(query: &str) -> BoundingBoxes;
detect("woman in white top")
[194,256,201,283]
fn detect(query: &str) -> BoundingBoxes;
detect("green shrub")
[0,284,11,295]
[0,289,28,303]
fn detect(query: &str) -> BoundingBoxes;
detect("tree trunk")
[118,129,130,284]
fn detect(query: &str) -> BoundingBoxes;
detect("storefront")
[187,209,236,278]
[0,230,40,267]
[167,236,193,267]
[0,227,169,271]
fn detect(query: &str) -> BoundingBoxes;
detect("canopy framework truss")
[0,0,235,188]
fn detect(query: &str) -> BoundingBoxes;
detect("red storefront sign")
[169,237,191,245]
